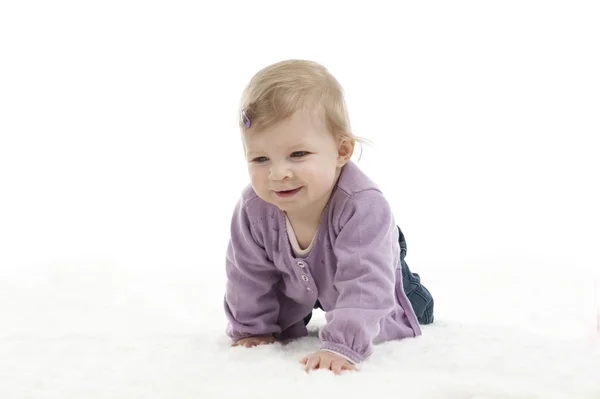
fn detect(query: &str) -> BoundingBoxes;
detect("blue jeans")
[398,226,434,324]
[304,226,434,325]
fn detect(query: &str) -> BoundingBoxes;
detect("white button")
[297,261,306,268]
[301,275,309,282]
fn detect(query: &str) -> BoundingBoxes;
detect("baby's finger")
[305,356,320,372]
[331,361,344,375]
[299,356,309,365]
[320,358,332,371]
[342,363,358,372]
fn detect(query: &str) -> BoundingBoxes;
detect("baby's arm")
[319,190,397,363]
[224,198,282,344]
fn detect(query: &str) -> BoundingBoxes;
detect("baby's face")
[243,109,344,218]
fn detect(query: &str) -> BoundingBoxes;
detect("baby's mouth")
[275,187,302,197]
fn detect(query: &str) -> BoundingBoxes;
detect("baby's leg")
[302,300,324,326]
[278,320,309,341]
[278,299,322,340]
[398,226,434,324]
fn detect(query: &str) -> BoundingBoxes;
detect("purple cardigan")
[224,161,421,363]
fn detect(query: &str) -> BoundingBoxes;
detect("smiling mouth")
[275,187,302,197]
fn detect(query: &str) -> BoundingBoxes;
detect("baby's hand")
[300,350,357,375]
[232,335,276,348]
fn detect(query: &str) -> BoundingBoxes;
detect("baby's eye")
[290,151,310,158]
[252,156,269,163]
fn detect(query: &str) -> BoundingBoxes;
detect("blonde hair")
[238,59,368,152]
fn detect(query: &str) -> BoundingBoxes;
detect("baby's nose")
[269,164,292,180]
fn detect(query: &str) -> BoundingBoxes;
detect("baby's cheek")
[312,168,337,188]
[248,168,265,185]
[247,165,260,178]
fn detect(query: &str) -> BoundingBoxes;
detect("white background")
[1,1,599,397]
[1,1,598,274]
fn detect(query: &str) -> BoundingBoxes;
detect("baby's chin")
[271,200,302,213]
[252,192,299,211]
[269,197,307,214]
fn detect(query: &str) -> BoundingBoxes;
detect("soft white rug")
[1,258,599,398]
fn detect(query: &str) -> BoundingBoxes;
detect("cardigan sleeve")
[224,198,282,342]
[319,189,397,363]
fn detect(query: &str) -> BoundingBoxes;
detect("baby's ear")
[337,138,355,167]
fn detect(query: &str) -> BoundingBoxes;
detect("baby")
[224,60,434,374]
